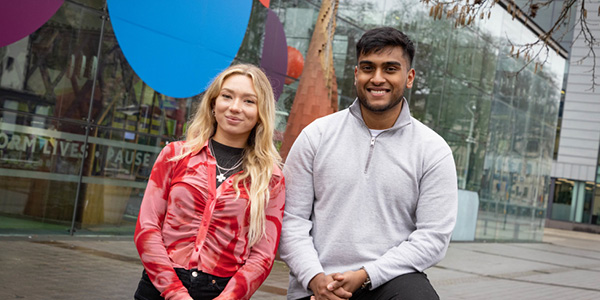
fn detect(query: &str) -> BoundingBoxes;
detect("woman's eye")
[245,99,256,104]
[221,94,232,99]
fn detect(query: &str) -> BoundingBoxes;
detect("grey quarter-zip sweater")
[279,99,458,299]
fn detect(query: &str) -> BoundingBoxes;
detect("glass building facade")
[539,0,600,232]
[0,0,565,241]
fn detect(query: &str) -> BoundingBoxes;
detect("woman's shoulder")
[269,162,285,198]
[169,140,187,147]
[160,140,184,153]
[272,162,283,179]
[155,141,189,162]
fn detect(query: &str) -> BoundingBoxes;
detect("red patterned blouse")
[134,140,285,300]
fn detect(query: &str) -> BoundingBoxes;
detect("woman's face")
[212,74,259,147]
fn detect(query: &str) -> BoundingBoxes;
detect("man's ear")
[406,68,415,89]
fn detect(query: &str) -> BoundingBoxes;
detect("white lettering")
[70,142,79,158]
[143,153,151,167]
[0,132,8,148]
[41,137,52,154]
[106,147,114,161]
[51,139,57,155]
[80,144,88,158]
[59,141,70,157]
[23,136,36,151]
[125,150,134,165]
[0,128,159,176]
[7,135,21,150]
[114,150,123,164]
[135,152,142,166]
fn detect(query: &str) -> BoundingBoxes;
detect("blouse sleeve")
[215,175,286,300]
[134,143,192,300]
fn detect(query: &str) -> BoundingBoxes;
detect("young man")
[279,27,458,300]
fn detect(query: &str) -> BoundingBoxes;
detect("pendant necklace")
[209,139,243,183]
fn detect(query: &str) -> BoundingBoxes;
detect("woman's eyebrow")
[221,87,257,98]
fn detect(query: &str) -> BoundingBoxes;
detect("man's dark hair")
[356,27,415,67]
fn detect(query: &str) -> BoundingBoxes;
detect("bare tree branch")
[573,0,598,91]
[421,0,598,89]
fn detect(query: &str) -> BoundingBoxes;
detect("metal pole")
[462,101,476,189]
[70,8,107,235]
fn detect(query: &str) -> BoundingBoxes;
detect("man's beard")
[357,94,403,113]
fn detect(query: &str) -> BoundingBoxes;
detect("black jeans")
[298,272,439,300]
[134,268,231,300]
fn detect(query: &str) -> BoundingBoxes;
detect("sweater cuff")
[361,263,380,290]
[300,266,325,291]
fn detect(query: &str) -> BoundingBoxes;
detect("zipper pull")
[371,137,376,146]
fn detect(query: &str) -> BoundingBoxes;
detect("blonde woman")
[134,64,285,300]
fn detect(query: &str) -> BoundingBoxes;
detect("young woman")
[134,64,285,300]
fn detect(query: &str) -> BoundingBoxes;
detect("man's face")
[354,46,415,113]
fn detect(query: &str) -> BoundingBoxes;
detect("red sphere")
[259,0,270,8]
[286,46,304,85]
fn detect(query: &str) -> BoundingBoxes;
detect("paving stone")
[1,229,599,299]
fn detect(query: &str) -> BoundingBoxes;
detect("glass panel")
[470,6,563,241]
[271,0,565,241]
[1,0,568,240]
[70,10,197,235]
[593,184,600,225]
[0,2,104,234]
[581,182,594,224]
[551,179,574,221]
[550,180,594,224]
[0,1,196,234]
[73,125,162,234]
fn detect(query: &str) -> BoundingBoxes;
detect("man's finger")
[332,273,345,282]
[326,273,344,291]
[331,286,352,299]
[327,280,339,291]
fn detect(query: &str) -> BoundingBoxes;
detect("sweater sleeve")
[215,175,286,300]
[279,130,326,290]
[134,143,192,300]
[363,151,458,290]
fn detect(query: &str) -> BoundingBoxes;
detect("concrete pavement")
[0,228,598,299]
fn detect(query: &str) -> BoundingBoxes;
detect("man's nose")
[370,69,385,84]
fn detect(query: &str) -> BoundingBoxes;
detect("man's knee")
[366,272,439,300]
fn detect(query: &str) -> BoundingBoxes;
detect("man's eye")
[361,66,373,71]
[386,67,398,72]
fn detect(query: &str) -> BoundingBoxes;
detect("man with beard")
[279,27,458,300]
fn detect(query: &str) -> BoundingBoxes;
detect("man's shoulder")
[409,117,444,139]
[407,117,452,153]
[304,108,351,131]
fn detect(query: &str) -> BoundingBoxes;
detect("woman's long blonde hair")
[173,64,280,246]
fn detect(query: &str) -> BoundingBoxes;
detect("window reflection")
[0,0,567,239]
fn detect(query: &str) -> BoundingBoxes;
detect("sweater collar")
[348,97,412,130]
